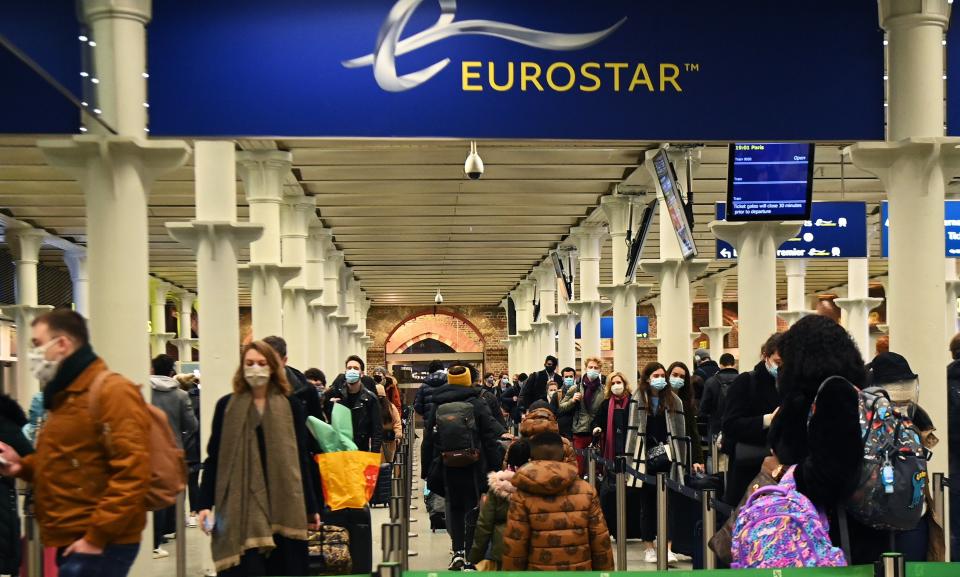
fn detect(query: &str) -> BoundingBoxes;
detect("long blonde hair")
[603,371,632,399]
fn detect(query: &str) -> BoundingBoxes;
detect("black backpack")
[715,372,739,419]
[434,401,481,467]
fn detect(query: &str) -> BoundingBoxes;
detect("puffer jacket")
[468,470,516,564]
[502,460,613,571]
[559,376,606,434]
[502,408,577,469]
[414,370,447,416]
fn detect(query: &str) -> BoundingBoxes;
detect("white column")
[342,273,360,357]
[598,196,652,379]
[305,224,330,371]
[778,259,815,326]
[1,227,51,402]
[170,291,197,370]
[566,224,607,372]
[501,298,519,376]
[533,263,557,360]
[513,281,535,372]
[835,259,884,359]
[700,276,731,360]
[710,222,801,362]
[324,250,346,373]
[167,140,262,577]
[947,259,960,339]
[358,297,373,365]
[149,278,175,357]
[547,266,579,372]
[63,250,89,317]
[280,195,314,368]
[238,150,297,339]
[648,297,662,356]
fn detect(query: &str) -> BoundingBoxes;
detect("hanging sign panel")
[715,201,868,260]
[576,316,649,339]
[144,0,884,139]
[880,201,960,258]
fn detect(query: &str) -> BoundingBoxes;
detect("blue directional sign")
[576,316,649,339]
[715,201,868,260]
[880,201,960,258]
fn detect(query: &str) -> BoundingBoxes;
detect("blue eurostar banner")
[140,0,884,140]
[880,201,960,258]
[715,202,868,260]
[576,316,649,339]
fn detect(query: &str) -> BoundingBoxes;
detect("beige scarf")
[212,392,307,571]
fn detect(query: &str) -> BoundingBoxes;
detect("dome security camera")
[464,141,484,180]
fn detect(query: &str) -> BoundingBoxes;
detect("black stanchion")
[701,488,717,569]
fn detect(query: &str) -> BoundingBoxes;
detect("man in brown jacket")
[0,309,151,577]
[502,432,613,571]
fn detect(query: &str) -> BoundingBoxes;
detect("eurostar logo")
[342,0,627,92]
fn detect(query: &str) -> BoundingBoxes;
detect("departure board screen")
[725,143,815,221]
[652,149,697,260]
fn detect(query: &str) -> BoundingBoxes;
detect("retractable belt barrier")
[393,564,956,577]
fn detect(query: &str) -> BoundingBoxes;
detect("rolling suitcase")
[322,507,372,574]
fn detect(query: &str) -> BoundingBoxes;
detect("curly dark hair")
[777,314,866,402]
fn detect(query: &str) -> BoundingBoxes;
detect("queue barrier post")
[377,561,402,577]
[381,522,403,564]
[24,489,43,577]
[175,491,187,577]
[701,488,717,570]
[932,472,946,551]
[710,436,720,475]
[614,456,628,571]
[877,552,904,577]
[656,472,669,571]
[588,450,597,487]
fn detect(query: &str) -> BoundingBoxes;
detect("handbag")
[646,442,672,474]
[708,466,783,566]
[308,524,352,575]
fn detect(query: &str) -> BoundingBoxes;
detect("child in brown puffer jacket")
[502,432,614,571]
[468,440,531,570]
[502,404,577,469]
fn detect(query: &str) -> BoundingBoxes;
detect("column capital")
[569,223,608,242]
[83,0,152,25]
[5,226,47,262]
[40,136,190,183]
[533,261,556,289]
[237,150,293,204]
[834,297,884,314]
[174,290,196,308]
[848,138,960,190]
[281,195,316,239]
[777,310,814,326]
[166,221,264,251]
[640,259,710,283]
[600,195,641,235]
[63,250,88,281]
[597,282,652,304]
[702,275,727,300]
[150,278,174,304]
[878,0,951,31]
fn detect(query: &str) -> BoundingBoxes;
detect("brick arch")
[385,309,485,354]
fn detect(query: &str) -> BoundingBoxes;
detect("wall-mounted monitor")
[651,149,698,260]
[625,198,658,283]
[551,251,573,302]
[726,142,815,221]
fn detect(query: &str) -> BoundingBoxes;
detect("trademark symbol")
[684,63,700,72]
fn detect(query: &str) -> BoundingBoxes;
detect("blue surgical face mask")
[345,369,361,384]
[586,369,600,381]
[766,362,779,379]
[669,377,685,390]
[650,377,668,391]
[563,377,575,387]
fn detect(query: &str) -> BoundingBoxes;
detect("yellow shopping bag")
[315,450,383,511]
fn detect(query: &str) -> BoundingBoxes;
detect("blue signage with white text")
[140,0,884,139]
[715,202,868,260]
[880,201,960,258]
[576,316,649,339]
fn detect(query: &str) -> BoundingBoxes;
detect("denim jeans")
[57,543,140,577]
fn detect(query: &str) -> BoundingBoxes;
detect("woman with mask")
[197,341,320,577]
[626,362,689,565]
[590,371,632,465]
[377,384,402,463]
[720,333,782,506]
[560,357,606,476]
[372,367,402,415]
[666,362,705,474]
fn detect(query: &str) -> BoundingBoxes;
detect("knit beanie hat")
[447,366,472,386]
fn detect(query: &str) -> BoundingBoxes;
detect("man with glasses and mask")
[0,309,151,577]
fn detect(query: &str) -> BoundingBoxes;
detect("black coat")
[289,365,323,421]
[949,360,960,481]
[0,396,31,575]
[478,386,506,428]
[423,385,506,496]
[322,382,383,453]
[184,385,202,468]
[519,370,563,410]
[699,367,739,440]
[198,393,321,516]
[414,371,447,416]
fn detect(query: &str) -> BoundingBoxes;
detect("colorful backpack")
[731,466,846,568]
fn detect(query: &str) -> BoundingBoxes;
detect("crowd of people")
[0,307,956,575]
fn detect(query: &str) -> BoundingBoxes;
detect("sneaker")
[187,515,198,528]
[643,548,657,564]
[668,550,679,565]
[463,562,477,572]
[163,533,176,540]
[153,548,170,560]
[448,552,466,571]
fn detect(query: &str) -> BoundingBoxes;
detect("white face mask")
[244,364,271,389]
[28,339,61,384]
[611,383,625,396]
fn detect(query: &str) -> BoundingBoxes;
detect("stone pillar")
[305,224,330,371]
[947,259,960,340]
[238,150,297,339]
[63,250,89,317]
[700,276,731,360]
[341,273,360,357]
[358,297,373,365]
[324,251,346,373]
[513,281,535,373]
[1,227,51,402]
[280,195,314,368]
[148,279,175,357]
[532,263,557,361]
[548,263,579,372]
[778,259,816,326]
[835,259,884,359]
[566,224,607,372]
[597,196,652,379]
[170,291,197,370]
[710,222,801,362]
